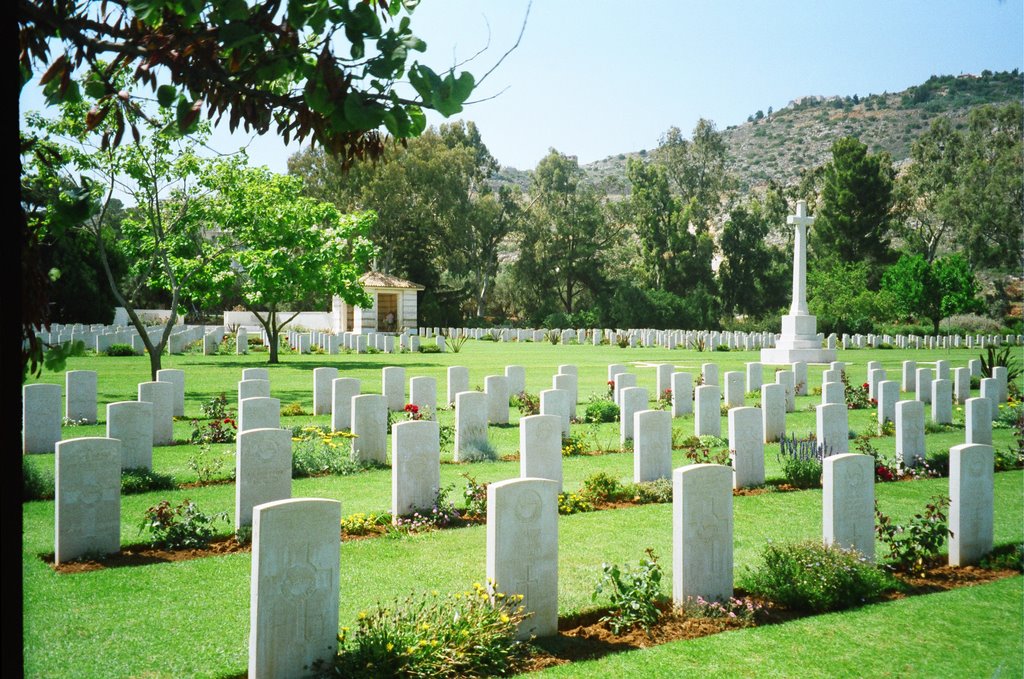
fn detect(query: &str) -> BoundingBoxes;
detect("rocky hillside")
[500,71,1022,194]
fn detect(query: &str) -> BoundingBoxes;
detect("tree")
[717,190,790,318]
[653,119,731,235]
[881,254,982,335]
[895,117,962,262]
[807,257,895,336]
[198,160,377,363]
[811,136,896,280]
[513,150,619,316]
[18,0,495,377]
[953,102,1023,271]
[23,89,233,380]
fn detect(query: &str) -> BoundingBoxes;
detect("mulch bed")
[521,560,1021,671]
[45,537,251,573]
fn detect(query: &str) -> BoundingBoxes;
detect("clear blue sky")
[20,0,1024,173]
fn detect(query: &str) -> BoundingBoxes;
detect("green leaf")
[407,105,425,136]
[450,71,474,104]
[343,91,383,130]
[157,85,177,108]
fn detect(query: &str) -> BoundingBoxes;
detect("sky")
[20,0,1024,173]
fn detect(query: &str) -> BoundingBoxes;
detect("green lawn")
[21,342,1024,677]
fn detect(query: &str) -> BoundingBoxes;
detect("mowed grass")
[21,341,1024,677]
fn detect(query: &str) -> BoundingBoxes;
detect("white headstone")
[895,400,925,466]
[235,428,292,529]
[673,464,733,604]
[823,453,875,561]
[392,420,441,517]
[351,394,387,463]
[519,414,563,490]
[242,368,270,382]
[54,437,121,564]
[915,368,933,404]
[619,386,648,443]
[248,498,340,679]
[454,391,489,461]
[239,397,281,434]
[486,478,559,640]
[485,375,510,425]
[701,363,719,388]
[953,367,971,405]
[312,367,338,416]
[65,370,97,424]
[723,371,745,408]
[745,362,763,394]
[948,443,994,566]
[729,407,764,489]
[822,381,845,405]
[106,401,153,470]
[761,383,785,443]
[877,380,899,432]
[505,365,526,396]
[22,383,62,454]
[965,397,992,445]
[902,361,917,394]
[656,364,673,400]
[634,409,672,482]
[613,372,637,408]
[382,366,406,412]
[931,378,953,424]
[816,403,849,455]
[552,373,578,417]
[539,388,571,438]
[409,376,437,421]
[447,366,469,405]
[330,378,360,431]
[671,372,694,417]
[138,381,174,446]
[776,371,796,412]
[791,361,808,397]
[694,385,721,438]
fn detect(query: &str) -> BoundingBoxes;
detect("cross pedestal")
[761,200,837,365]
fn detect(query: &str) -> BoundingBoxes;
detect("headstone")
[992,366,1009,403]
[634,409,672,482]
[671,372,693,417]
[351,394,387,463]
[138,381,174,446]
[694,385,721,438]
[312,367,338,416]
[435,335,446,353]
[816,403,849,455]
[485,375,510,425]
[235,428,292,529]
[821,368,842,385]
[539,389,571,438]
[915,368,933,404]
[392,420,441,517]
[935,359,950,381]
[613,372,637,408]
[877,380,898,432]
[701,363,719,388]
[65,370,97,424]
[776,370,796,412]
[486,478,559,640]
[968,359,982,378]
[980,378,999,422]
[948,444,994,566]
[761,383,785,443]
[236,328,248,354]
[607,364,627,382]
[505,366,526,396]
[895,400,925,466]
[931,379,953,424]
[953,367,971,405]
[242,368,269,382]
[238,396,281,434]
[356,335,367,354]
[331,378,360,431]
[867,368,886,401]
[106,401,153,470]
[822,381,845,405]
[656,364,673,400]
[54,437,121,564]
[965,397,992,445]
[673,464,733,604]
[902,361,917,394]
[238,379,271,411]
[22,383,62,454]
[619,386,648,443]
[447,366,469,405]
[745,362,762,394]
[248,498,341,679]
[791,361,808,397]
[552,373,578,418]
[454,391,489,461]
[520,414,563,490]
[728,406,764,488]
[382,366,406,412]
[409,376,437,420]
[723,371,745,408]
[823,453,875,561]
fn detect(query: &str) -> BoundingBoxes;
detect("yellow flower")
[500,614,510,623]
[418,639,428,647]
[358,610,368,619]
[386,643,394,652]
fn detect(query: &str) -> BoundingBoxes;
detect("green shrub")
[461,473,488,518]
[292,430,366,478]
[121,468,176,495]
[199,393,230,419]
[979,543,1024,572]
[631,478,673,504]
[418,344,441,353]
[557,491,594,515]
[592,548,666,634]
[741,541,894,612]
[341,512,392,537]
[580,472,628,504]
[326,585,530,678]
[584,398,619,424]
[23,460,54,501]
[187,444,231,483]
[104,343,136,356]
[510,391,539,417]
[138,499,228,550]
[777,433,828,488]
[875,496,951,575]
[561,434,587,457]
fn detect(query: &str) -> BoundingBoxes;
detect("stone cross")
[787,200,815,316]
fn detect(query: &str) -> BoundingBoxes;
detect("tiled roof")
[359,271,425,290]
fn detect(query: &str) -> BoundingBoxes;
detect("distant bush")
[23,460,54,502]
[121,468,176,495]
[105,343,135,356]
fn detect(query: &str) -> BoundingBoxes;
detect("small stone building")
[331,272,424,334]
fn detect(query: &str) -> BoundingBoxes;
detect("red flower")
[607,380,615,387]
[862,382,870,390]
[404,403,419,413]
